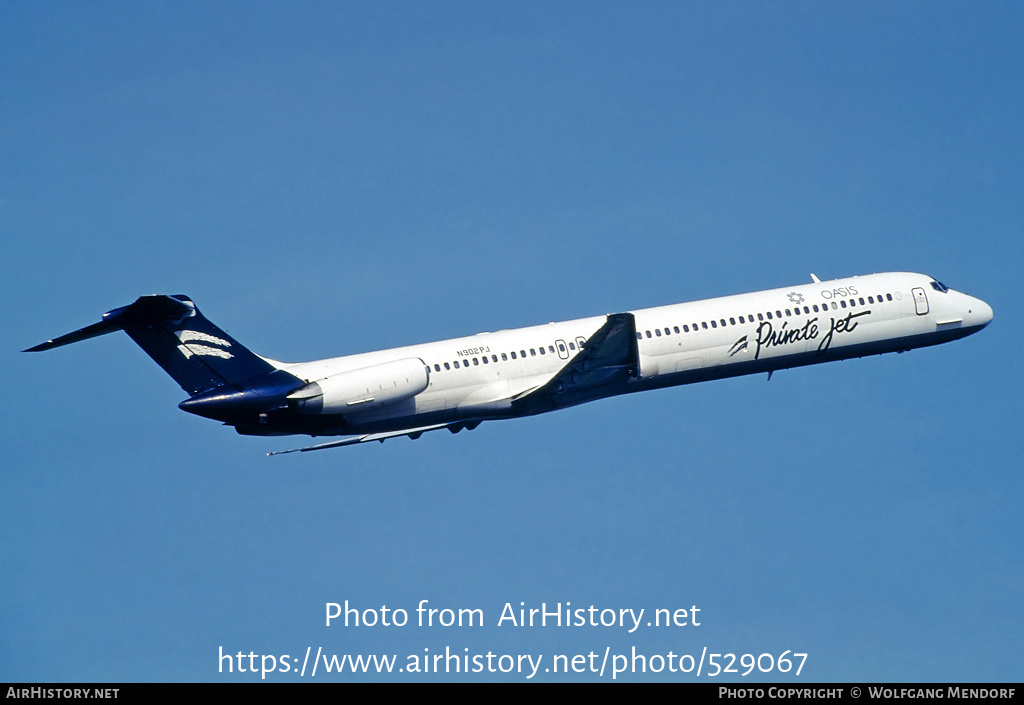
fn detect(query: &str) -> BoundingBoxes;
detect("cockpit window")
[930,280,949,293]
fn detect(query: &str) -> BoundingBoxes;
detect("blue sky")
[2,1,1021,682]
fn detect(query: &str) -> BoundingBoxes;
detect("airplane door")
[555,339,570,360]
[912,287,929,315]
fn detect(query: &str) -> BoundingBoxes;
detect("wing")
[512,312,639,413]
[266,421,481,455]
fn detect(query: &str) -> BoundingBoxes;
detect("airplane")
[24,272,992,455]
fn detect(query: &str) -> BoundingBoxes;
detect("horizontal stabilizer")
[24,296,194,352]
[24,319,123,352]
[24,295,279,396]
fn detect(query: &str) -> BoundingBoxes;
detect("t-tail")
[24,295,306,425]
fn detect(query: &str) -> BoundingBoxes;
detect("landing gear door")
[912,287,929,315]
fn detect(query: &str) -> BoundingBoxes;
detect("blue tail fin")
[25,295,278,396]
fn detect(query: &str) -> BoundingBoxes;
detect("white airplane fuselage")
[26,272,992,452]
[270,272,990,442]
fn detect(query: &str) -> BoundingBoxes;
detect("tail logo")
[176,330,234,360]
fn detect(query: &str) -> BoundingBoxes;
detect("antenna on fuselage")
[810,273,821,283]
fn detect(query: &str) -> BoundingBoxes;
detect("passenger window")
[549,346,555,353]
[683,325,690,332]
[886,294,893,301]
[511,351,517,359]
[454,360,460,369]
[702,322,708,329]
[711,320,717,328]
[473,358,479,365]
[539,347,546,355]
[569,342,576,350]
[521,350,527,357]
[767,312,773,320]
[655,329,662,336]
[673,326,680,334]
[636,333,642,340]
[482,356,488,364]
[840,300,847,308]
[444,362,450,370]
[730,317,736,325]
[434,364,440,371]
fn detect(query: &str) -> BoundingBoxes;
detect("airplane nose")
[967,296,993,329]
[980,300,993,325]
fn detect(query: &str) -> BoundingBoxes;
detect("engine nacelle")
[288,357,429,414]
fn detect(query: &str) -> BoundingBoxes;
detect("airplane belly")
[638,354,660,378]
[456,380,513,415]
[640,351,704,377]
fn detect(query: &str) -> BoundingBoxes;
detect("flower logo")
[787,292,805,305]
